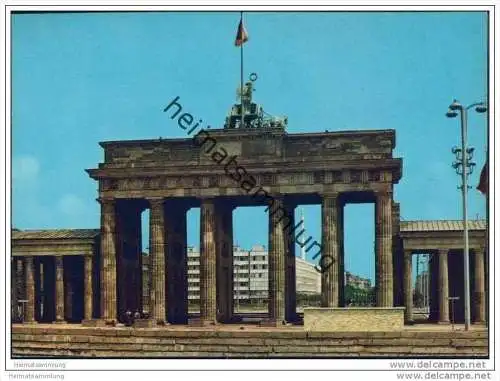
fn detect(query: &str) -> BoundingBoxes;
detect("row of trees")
[296,285,376,307]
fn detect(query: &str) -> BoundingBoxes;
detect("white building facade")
[186,245,321,304]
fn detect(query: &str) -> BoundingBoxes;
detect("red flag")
[477,161,488,195]
[234,18,248,46]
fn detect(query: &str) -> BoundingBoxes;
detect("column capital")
[374,189,393,199]
[199,196,216,200]
[404,249,413,257]
[147,197,164,207]
[97,197,115,205]
[473,246,485,255]
[199,197,217,205]
[437,249,449,255]
[322,191,340,199]
[149,198,165,217]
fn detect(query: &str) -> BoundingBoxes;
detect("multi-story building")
[141,245,321,307]
[186,245,321,305]
[143,246,374,306]
[344,271,371,290]
[295,256,322,295]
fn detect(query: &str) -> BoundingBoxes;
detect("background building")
[141,244,376,308]
[185,245,321,305]
[344,271,371,290]
[141,245,378,308]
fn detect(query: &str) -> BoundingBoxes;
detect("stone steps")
[11,325,488,358]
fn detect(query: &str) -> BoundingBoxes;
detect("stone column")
[25,256,36,323]
[473,247,486,324]
[149,198,167,325]
[283,200,297,322]
[216,203,234,323]
[83,255,93,321]
[200,199,217,325]
[64,261,73,322]
[12,258,24,322]
[116,208,126,320]
[403,249,413,323]
[375,191,393,307]
[54,256,65,323]
[38,259,46,322]
[100,198,117,323]
[15,258,24,321]
[338,200,345,306]
[321,193,339,307]
[392,202,404,307]
[11,258,17,321]
[268,196,286,325]
[438,249,450,324]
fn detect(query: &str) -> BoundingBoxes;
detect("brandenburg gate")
[86,105,402,325]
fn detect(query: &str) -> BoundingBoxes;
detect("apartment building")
[187,245,321,304]
[344,271,372,290]
[142,248,374,307]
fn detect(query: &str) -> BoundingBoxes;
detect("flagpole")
[240,11,244,128]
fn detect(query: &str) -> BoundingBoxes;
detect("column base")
[259,318,288,327]
[81,319,99,327]
[404,319,416,325]
[472,320,486,325]
[188,318,218,326]
[133,319,152,328]
[92,319,117,327]
[133,319,170,328]
[53,319,67,324]
[437,320,450,325]
[200,319,218,326]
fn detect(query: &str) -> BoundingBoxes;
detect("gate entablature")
[86,128,401,200]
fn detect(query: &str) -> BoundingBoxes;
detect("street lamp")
[445,99,487,331]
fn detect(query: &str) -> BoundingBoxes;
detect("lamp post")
[446,99,487,330]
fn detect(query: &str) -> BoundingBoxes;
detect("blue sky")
[12,11,488,282]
